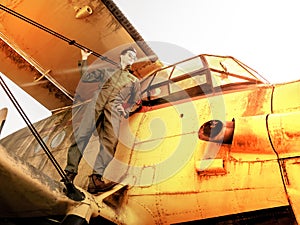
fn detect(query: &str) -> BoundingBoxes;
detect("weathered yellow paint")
[268,112,300,157]
[272,81,300,113]
[0,0,298,224]
[1,35,300,224]
[113,85,289,224]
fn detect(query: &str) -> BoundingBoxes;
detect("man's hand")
[81,49,92,60]
[116,105,128,118]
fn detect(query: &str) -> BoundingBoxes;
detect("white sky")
[0,74,51,138]
[1,0,300,138]
[114,0,300,84]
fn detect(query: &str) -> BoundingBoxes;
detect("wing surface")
[0,0,161,110]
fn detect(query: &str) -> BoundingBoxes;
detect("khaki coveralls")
[65,60,141,175]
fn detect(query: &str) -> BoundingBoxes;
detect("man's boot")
[87,174,117,194]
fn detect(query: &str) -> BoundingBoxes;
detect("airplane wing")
[0,142,132,224]
[0,143,74,218]
[0,0,161,111]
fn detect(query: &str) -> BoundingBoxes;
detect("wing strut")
[0,74,85,201]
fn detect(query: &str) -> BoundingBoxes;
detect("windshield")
[141,56,207,101]
[203,55,268,87]
[141,54,268,103]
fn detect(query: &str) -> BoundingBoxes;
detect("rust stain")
[0,39,38,73]
[0,39,71,103]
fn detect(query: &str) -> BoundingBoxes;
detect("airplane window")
[204,55,264,88]
[141,67,172,101]
[142,56,212,104]
[147,83,169,100]
[143,56,210,102]
[141,75,153,99]
[171,57,204,79]
[145,71,210,102]
[152,67,172,85]
[141,54,266,105]
[170,74,207,94]
[211,71,247,87]
[50,130,66,149]
[34,135,49,153]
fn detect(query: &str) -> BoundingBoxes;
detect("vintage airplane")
[0,0,300,225]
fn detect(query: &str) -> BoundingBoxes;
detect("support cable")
[0,4,118,66]
[0,75,84,201]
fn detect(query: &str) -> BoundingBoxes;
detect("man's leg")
[87,107,120,193]
[92,142,113,176]
[64,99,101,180]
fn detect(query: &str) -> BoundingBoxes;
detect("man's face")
[121,50,137,66]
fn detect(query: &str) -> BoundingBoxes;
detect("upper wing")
[0,0,161,111]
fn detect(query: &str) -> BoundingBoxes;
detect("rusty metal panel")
[230,115,276,157]
[268,112,300,157]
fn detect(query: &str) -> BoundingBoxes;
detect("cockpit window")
[141,56,208,102]
[141,54,268,105]
[204,55,267,87]
[170,57,204,79]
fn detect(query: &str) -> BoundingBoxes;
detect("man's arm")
[78,50,104,83]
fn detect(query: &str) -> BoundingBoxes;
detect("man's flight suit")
[65,59,141,176]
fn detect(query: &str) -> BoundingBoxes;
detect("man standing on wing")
[64,47,141,193]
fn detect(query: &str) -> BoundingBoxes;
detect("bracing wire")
[0,75,68,182]
[0,4,118,66]
[0,75,85,201]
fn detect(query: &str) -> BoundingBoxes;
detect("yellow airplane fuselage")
[1,73,300,224]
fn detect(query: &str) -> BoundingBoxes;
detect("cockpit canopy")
[141,54,269,105]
